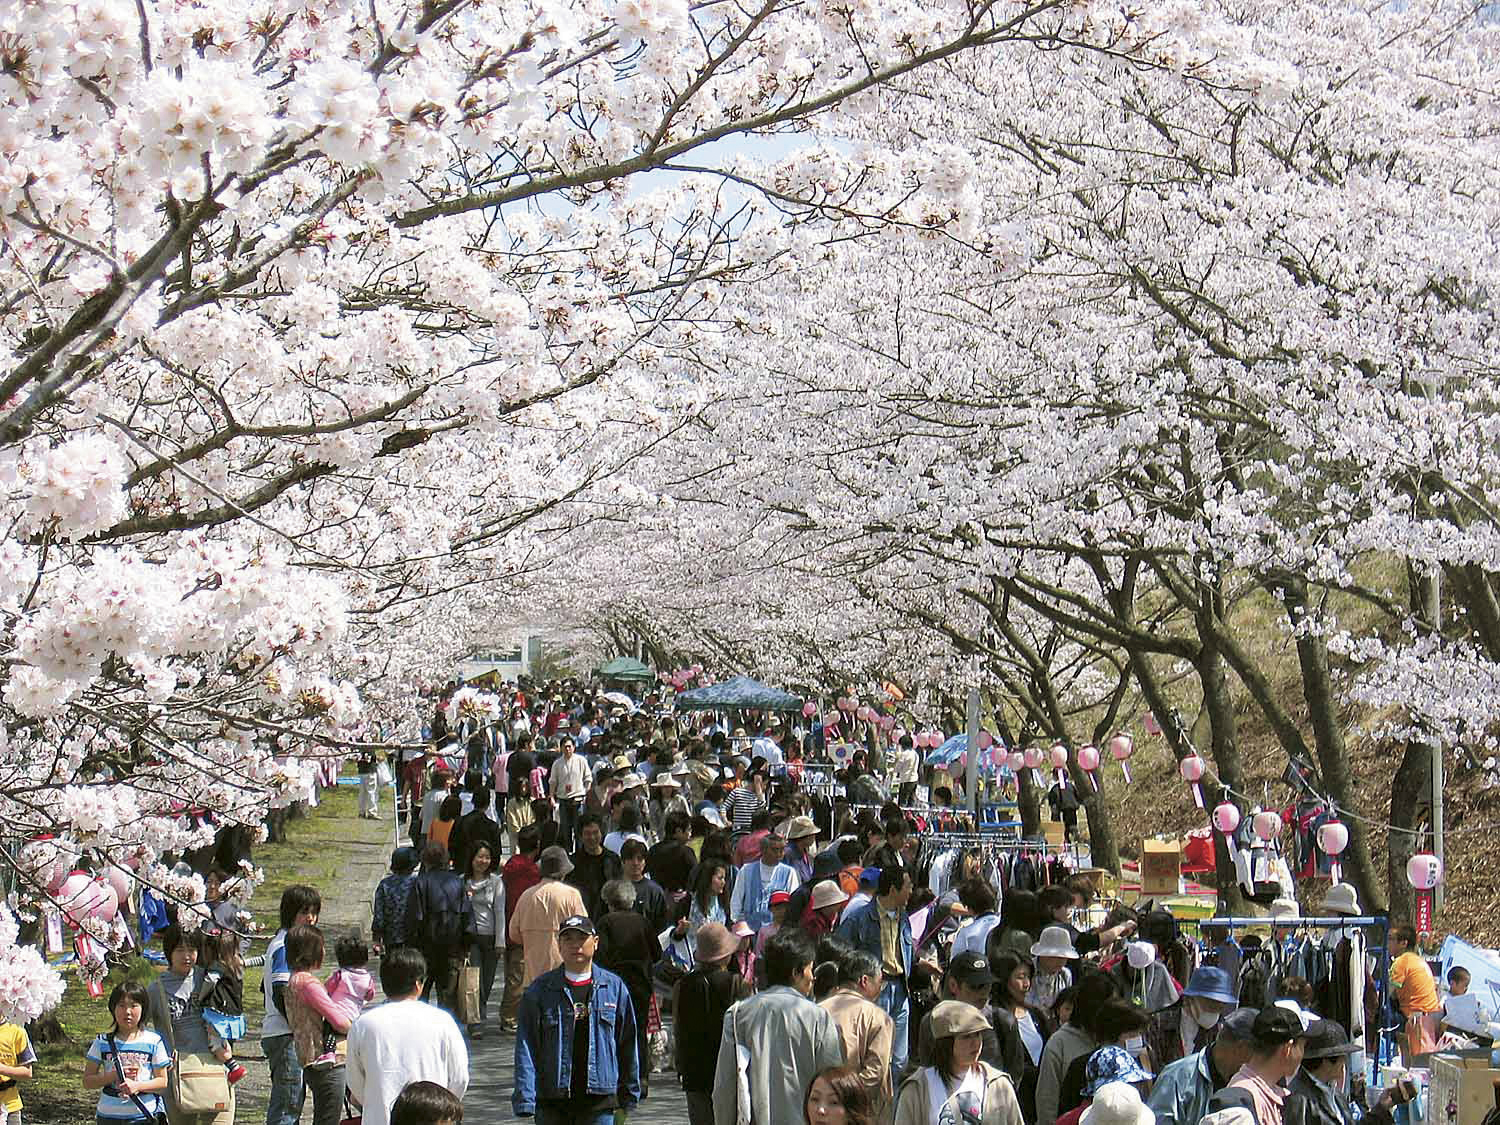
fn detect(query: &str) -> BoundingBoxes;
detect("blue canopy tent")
[673,675,804,712]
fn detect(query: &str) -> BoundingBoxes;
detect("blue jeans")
[263,1032,305,1125]
[879,978,910,1088]
[535,1105,614,1125]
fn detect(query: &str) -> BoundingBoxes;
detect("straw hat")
[782,815,819,842]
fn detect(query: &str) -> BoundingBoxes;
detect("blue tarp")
[673,674,804,712]
[926,734,969,766]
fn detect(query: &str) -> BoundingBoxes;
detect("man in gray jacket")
[713,927,845,1125]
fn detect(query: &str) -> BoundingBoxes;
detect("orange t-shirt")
[1391,951,1441,1013]
[430,818,455,849]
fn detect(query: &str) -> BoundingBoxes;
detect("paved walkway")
[239,783,696,1124]
[465,1020,695,1124]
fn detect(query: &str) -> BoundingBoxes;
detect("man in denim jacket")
[514,914,641,1124]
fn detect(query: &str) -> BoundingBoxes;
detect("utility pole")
[1432,567,1444,915]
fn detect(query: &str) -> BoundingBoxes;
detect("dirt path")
[233,781,395,1123]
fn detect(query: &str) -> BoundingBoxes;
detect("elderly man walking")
[509,846,588,985]
[713,928,844,1125]
[820,949,894,1117]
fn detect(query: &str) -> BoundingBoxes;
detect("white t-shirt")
[928,1066,986,1125]
[346,999,469,1125]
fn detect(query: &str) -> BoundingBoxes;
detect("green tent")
[596,656,655,681]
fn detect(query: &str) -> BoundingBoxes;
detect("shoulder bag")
[150,979,231,1116]
[730,1002,752,1125]
[106,1032,169,1125]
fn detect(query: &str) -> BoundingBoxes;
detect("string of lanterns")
[794,699,1447,895]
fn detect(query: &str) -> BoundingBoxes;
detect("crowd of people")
[363,678,1446,1125]
[53,675,1460,1125]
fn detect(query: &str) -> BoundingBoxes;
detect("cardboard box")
[1043,821,1067,849]
[1426,1053,1500,1125]
[1140,838,1182,897]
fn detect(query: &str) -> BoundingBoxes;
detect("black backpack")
[414,874,466,949]
[1238,946,1272,1010]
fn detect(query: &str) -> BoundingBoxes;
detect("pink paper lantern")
[824,711,840,728]
[977,731,994,750]
[1211,802,1241,834]
[892,727,906,742]
[1008,750,1026,771]
[57,871,112,927]
[90,879,119,923]
[1143,712,1162,735]
[1252,810,1282,841]
[1076,745,1100,771]
[1178,755,1205,783]
[104,865,131,905]
[1316,820,1349,856]
[1022,746,1043,770]
[802,701,816,718]
[1107,733,1134,761]
[1049,744,1069,769]
[1407,853,1444,890]
[879,716,896,732]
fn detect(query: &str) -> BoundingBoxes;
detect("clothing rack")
[1209,913,1394,1075]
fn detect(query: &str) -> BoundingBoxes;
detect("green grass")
[23,778,370,1123]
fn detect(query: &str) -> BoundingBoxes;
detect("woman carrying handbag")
[145,928,233,1125]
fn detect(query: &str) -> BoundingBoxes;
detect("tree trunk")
[1072,747,1119,874]
[1389,561,1439,925]
[1195,620,1247,914]
[995,711,1043,837]
[1281,579,1387,913]
[1387,738,1429,926]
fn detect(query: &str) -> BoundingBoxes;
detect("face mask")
[1195,1007,1222,1030]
